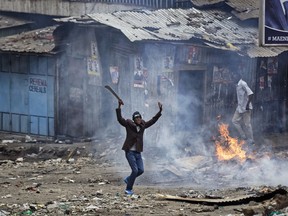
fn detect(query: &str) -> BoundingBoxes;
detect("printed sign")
[133,57,145,88]
[109,66,119,84]
[29,77,47,93]
[163,56,174,72]
[87,58,100,76]
[262,0,288,45]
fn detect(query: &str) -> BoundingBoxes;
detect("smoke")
[103,97,288,188]
[98,43,288,189]
[138,89,288,188]
[243,157,288,186]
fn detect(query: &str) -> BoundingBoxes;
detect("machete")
[104,85,124,105]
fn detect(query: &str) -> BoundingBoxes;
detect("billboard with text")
[261,0,288,46]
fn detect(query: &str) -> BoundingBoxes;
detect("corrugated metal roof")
[190,0,224,7]
[54,8,288,57]
[227,0,259,20]
[204,42,288,58]
[246,45,288,58]
[0,26,56,53]
[87,8,258,45]
[190,0,259,20]
[0,15,32,29]
[54,15,96,24]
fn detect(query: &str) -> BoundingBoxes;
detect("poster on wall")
[267,57,278,74]
[91,42,98,58]
[157,74,174,96]
[163,56,174,72]
[133,56,146,88]
[260,59,267,73]
[212,66,232,83]
[87,58,100,76]
[268,75,273,88]
[87,41,102,86]
[261,0,288,45]
[187,46,200,64]
[109,66,119,84]
[69,87,83,103]
[259,76,265,90]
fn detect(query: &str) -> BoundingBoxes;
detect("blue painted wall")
[0,54,55,136]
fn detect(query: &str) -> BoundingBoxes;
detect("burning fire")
[215,123,247,163]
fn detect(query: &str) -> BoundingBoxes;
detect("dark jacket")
[265,0,288,31]
[116,108,162,152]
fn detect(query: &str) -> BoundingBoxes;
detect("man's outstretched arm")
[116,99,126,126]
[145,102,163,128]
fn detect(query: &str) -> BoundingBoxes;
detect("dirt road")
[1,134,288,215]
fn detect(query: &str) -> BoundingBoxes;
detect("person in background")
[116,99,162,195]
[232,72,255,145]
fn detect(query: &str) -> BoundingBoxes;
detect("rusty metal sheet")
[190,0,259,20]
[54,15,95,24]
[157,187,288,205]
[0,14,32,29]
[55,8,286,57]
[205,42,288,58]
[190,0,224,7]
[87,8,258,45]
[226,0,259,20]
[245,45,288,58]
[0,26,57,53]
[157,193,256,204]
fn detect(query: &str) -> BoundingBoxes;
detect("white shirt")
[236,79,253,113]
[129,125,140,151]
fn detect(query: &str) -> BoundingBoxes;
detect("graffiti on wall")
[29,77,47,93]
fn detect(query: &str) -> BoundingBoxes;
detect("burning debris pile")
[215,123,253,163]
[157,121,288,189]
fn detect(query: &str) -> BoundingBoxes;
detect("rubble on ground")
[1,133,288,215]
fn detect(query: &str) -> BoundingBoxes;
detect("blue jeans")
[125,150,144,190]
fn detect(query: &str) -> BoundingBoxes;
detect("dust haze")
[96,45,288,189]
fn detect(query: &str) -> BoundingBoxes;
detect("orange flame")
[215,123,247,163]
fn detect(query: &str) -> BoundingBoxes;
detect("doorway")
[177,70,205,131]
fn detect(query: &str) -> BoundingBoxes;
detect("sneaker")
[125,190,134,195]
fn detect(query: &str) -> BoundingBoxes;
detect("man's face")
[134,117,142,125]
[233,74,241,84]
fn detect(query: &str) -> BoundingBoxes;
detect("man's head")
[132,111,142,124]
[233,72,242,84]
